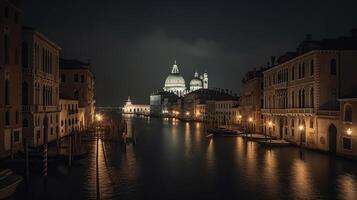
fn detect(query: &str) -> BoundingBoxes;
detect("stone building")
[149,91,178,116]
[59,59,95,129]
[239,68,264,133]
[0,0,23,157]
[338,96,357,158]
[22,27,61,147]
[262,32,357,153]
[122,96,150,114]
[59,98,83,138]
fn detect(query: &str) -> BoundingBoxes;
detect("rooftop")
[60,58,91,70]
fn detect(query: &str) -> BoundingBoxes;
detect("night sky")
[24,0,357,106]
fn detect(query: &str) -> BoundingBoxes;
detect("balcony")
[36,105,60,112]
[22,105,33,112]
[274,82,288,90]
[317,110,339,117]
[287,108,314,115]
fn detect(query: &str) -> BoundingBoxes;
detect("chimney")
[351,29,357,38]
[271,56,276,67]
[305,34,312,41]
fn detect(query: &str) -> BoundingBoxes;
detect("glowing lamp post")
[347,128,352,136]
[299,125,304,147]
[249,117,253,133]
[267,121,273,143]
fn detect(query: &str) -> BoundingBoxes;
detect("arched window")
[292,91,295,108]
[298,90,302,108]
[23,118,29,128]
[22,42,28,68]
[5,79,9,105]
[5,111,10,125]
[42,85,46,105]
[302,89,305,108]
[310,88,314,108]
[330,59,337,75]
[344,105,353,122]
[22,81,29,105]
[74,90,79,100]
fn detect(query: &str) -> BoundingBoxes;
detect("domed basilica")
[163,61,208,97]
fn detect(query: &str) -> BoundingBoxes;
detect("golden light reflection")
[337,173,357,200]
[263,150,279,199]
[184,122,191,159]
[206,138,215,175]
[291,159,315,199]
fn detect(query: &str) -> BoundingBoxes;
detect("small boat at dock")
[207,127,239,136]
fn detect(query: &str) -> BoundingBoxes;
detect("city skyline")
[23,0,357,105]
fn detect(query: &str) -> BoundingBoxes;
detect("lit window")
[344,105,353,122]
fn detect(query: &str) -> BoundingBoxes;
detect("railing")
[36,105,60,112]
[317,110,339,116]
[274,82,288,90]
[22,105,33,112]
[262,108,314,115]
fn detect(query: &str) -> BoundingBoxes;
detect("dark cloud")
[24,0,357,106]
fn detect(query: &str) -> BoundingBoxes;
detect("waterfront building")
[239,68,264,133]
[0,0,23,157]
[215,100,239,126]
[150,91,178,116]
[59,58,96,129]
[183,89,238,123]
[59,98,83,138]
[262,32,357,153]
[122,96,150,114]
[22,27,61,147]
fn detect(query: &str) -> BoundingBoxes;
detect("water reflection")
[338,173,357,200]
[263,150,279,199]
[206,138,215,176]
[291,158,316,199]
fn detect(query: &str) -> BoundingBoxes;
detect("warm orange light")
[347,128,352,135]
[95,114,103,122]
[186,112,190,116]
[299,125,304,131]
[249,117,253,122]
[268,121,273,127]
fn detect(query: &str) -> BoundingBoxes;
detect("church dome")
[163,61,186,96]
[189,71,203,91]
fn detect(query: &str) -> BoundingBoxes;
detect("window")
[23,118,29,128]
[61,120,64,126]
[74,74,78,82]
[298,64,301,78]
[330,59,337,75]
[4,35,9,64]
[292,91,295,108]
[310,59,314,76]
[5,79,10,105]
[81,75,85,83]
[344,105,353,122]
[13,131,20,143]
[310,88,314,108]
[5,111,10,125]
[61,74,66,82]
[50,128,53,135]
[15,111,19,124]
[302,62,305,78]
[343,137,352,150]
[22,81,28,105]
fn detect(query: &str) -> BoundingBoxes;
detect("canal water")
[11,116,357,199]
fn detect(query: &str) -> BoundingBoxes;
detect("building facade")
[59,59,95,129]
[0,0,23,157]
[262,33,357,153]
[239,68,264,133]
[59,98,83,138]
[22,27,61,147]
[122,96,150,114]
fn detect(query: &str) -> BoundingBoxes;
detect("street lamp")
[248,117,253,136]
[299,124,304,147]
[347,128,352,136]
[268,121,273,143]
[95,114,103,122]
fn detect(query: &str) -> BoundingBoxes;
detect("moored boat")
[207,127,239,136]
